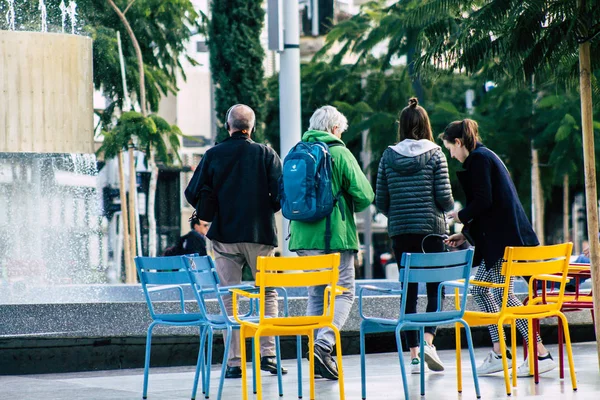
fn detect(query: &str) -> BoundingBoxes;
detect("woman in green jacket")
[289,105,374,380]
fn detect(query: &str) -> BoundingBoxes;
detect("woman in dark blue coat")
[440,119,556,378]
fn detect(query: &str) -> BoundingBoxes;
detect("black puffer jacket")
[376,139,453,237]
[184,132,282,246]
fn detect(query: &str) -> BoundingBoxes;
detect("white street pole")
[279,0,301,256]
[311,0,319,37]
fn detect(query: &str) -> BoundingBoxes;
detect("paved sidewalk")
[2,342,599,399]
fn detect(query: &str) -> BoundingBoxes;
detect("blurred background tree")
[207,0,267,143]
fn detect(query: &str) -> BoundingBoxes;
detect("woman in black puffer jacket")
[376,98,454,374]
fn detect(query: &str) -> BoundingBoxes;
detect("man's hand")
[444,233,466,248]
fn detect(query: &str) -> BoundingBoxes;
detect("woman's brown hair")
[397,97,434,142]
[438,118,480,152]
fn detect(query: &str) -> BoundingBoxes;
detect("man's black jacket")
[184,132,282,246]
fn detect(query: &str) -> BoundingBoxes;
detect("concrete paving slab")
[1,342,599,399]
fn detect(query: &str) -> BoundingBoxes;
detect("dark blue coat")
[457,143,539,269]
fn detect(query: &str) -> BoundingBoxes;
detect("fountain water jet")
[0,30,102,303]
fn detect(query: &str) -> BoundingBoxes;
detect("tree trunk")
[147,151,159,257]
[118,151,133,283]
[128,144,137,259]
[531,144,545,244]
[563,174,570,243]
[109,0,157,260]
[578,0,600,369]
[107,0,146,116]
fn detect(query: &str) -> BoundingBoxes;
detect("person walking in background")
[289,105,374,380]
[162,217,209,257]
[375,97,454,374]
[182,217,209,256]
[441,119,556,377]
[184,104,284,379]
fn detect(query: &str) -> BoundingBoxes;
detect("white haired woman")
[289,105,374,380]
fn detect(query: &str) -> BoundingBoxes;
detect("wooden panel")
[0,31,93,154]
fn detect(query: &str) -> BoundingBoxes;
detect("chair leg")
[240,326,249,400]
[254,331,264,400]
[296,335,303,399]
[333,327,345,400]
[557,312,578,391]
[308,332,316,400]
[510,320,517,388]
[455,322,462,394]
[216,326,232,400]
[201,327,208,395]
[395,326,410,400]
[497,321,511,396]
[459,320,481,399]
[275,336,283,397]
[191,326,207,400]
[534,319,540,384]
[419,327,425,396]
[527,318,535,379]
[252,338,257,395]
[558,315,564,379]
[204,329,214,399]
[360,326,367,400]
[142,323,157,399]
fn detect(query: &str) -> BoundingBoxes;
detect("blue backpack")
[279,141,344,253]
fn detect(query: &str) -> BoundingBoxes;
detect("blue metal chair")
[358,249,481,400]
[183,255,287,400]
[135,255,208,400]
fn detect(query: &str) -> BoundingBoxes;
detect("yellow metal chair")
[454,243,577,396]
[231,253,346,400]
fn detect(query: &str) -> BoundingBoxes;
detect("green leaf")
[555,124,573,141]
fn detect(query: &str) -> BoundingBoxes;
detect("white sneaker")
[423,343,445,371]
[410,357,424,374]
[477,350,511,375]
[516,353,557,377]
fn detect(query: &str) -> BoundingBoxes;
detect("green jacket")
[289,130,375,251]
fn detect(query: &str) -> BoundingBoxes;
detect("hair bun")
[408,97,419,108]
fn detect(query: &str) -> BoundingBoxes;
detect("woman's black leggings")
[392,234,444,349]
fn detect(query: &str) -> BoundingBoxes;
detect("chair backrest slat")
[256,254,341,324]
[143,271,191,285]
[398,249,475,320]
[258,270,335,288]
[399,264,468,283]
[399,251,472,283]
[501,244,572,277]
[184,256,220,288]
[500,243,572,311]
[507,258,567,277]
[257,254,340,271]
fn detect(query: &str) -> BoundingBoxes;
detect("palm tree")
[315,0,454,99]
[97,112,183,280]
